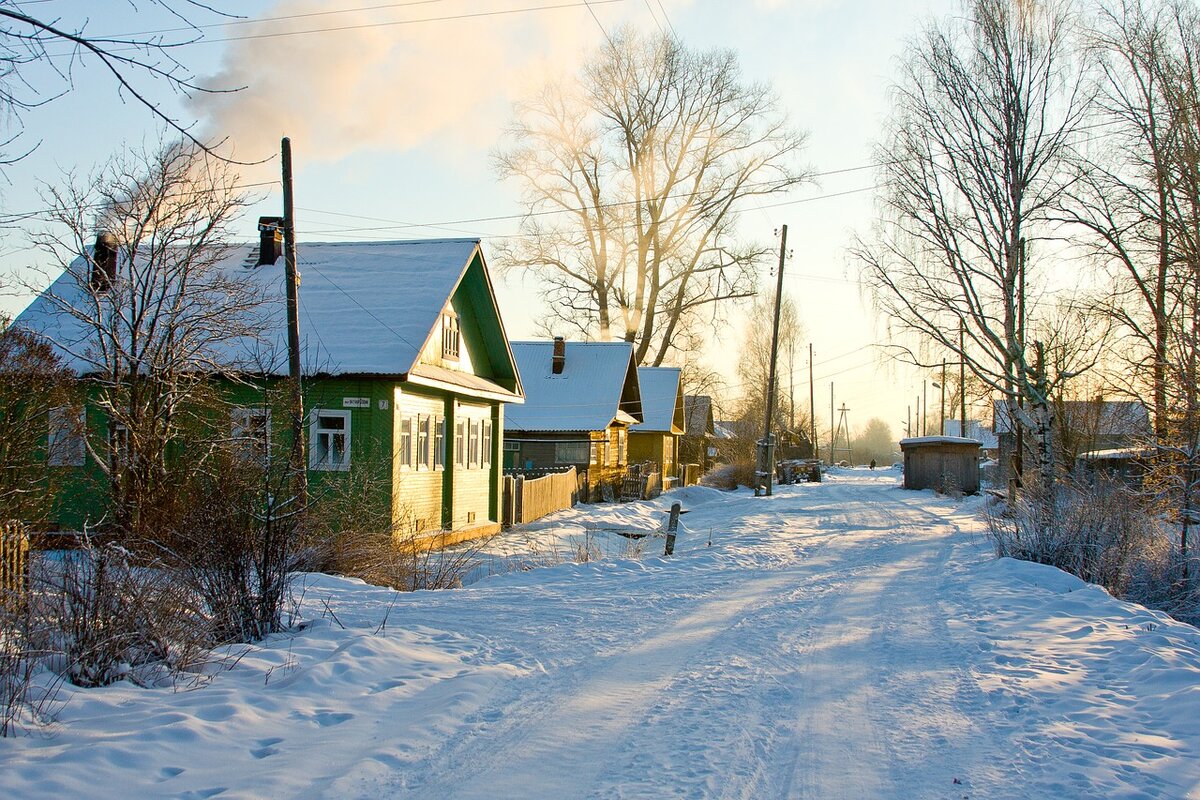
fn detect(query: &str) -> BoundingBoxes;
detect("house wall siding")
[451,399,496,529]
[393,386,445,533]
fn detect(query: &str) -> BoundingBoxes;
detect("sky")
[0,0,961,443]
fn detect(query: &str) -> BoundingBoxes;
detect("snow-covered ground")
[4,468,1200,799]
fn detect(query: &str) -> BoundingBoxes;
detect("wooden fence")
[503,467,581,527]
[1,520,29,609]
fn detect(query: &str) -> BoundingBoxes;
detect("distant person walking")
[869,459,876,470]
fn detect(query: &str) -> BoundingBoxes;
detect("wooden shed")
[900,436,981,494]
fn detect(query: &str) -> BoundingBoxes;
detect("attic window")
[442,313,460,360]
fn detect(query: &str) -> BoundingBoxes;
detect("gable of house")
[684,395,716,438]
[632,368,684,435]
[505,340,643,433]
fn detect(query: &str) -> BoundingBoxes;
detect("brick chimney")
[256,216,284,266]
[90,232,118,292]
[552,336,566,374]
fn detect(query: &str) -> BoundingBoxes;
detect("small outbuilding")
[900,436,982,494]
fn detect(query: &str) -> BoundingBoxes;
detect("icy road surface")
[3,469,1199,799]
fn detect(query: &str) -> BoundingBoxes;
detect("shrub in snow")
[987,474,1198,624]
[701,462,757,490]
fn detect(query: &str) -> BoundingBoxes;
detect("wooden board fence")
[503,467,580,527]
[1,520,29,608]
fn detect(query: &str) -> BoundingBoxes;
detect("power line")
[652,0,677,38]
[93,0,629,49]
[582,0,616,49]
[640,0,665,36]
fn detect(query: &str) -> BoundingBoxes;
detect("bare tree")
[856,0,1095,526]
[0,1,242,163]
[734,293,810,446]
[495,28,810,366]
[21,140,261,537]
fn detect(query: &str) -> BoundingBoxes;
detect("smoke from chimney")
[188,1,598,168]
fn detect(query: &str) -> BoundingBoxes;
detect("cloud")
[190,0,601,165]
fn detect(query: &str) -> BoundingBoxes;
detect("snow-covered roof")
[1078,447,1154,461]
[712,420,738,440]
[684,395,715,438]
[13,239,491,378]
[900,436,983,448]
[945,420,999,449]
[505,340,642,432]
[632,367,683,434]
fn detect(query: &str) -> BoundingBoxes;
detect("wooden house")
[628,367,685,488]
[993,398,1151,481]
[12,237,523,543]
[681,394,717,474]
[504,338,643,500]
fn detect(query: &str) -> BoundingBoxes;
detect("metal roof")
[12,239,504,381]
[505,340,641,432]
[631,367,683,434]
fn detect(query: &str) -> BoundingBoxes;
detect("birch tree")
[856,0,1093,527]
[496,28,809,366]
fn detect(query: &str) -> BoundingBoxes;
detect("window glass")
[311,410,351,471]
[434,416,445,468]
[555,441,589,463]
[48,406,86,467]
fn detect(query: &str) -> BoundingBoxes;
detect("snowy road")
[4,470,1200,799]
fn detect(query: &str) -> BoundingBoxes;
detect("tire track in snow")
[393,566,813,800]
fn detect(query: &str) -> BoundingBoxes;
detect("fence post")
[514,475,525,525]
[1,520,29,609]
[664,502,681,557]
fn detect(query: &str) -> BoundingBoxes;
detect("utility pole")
[282,137,307,503]
[940,360,946,436]
[808,343,817,462]
[757,224,788,497]
[915,393,920,439]
[830,383,835,467]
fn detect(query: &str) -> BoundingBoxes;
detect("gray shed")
[900,436,982,494]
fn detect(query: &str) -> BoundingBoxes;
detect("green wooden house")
[12,237,524,542]
[628,367,685,488]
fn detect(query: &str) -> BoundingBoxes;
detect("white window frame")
[455,419,466,467]
[469,419,480,468]
[481,418,492,469]
[48,406,86,467]
[434,416,445,470]
[417,414,431,469]
[399,416,413,469]
[442,312,460,360]
[231,407,271,467]
[110,421,131,468]
[310,409,352,472]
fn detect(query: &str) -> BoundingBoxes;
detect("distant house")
[681,395,717,473]
[993,398,1151,480]
[628,367,685,488]
[13,237,523,542]
[504,338,643,499]
[945,420,1000,460]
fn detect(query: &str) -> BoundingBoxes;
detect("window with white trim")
[110,422,131,468]
[434,416,445,469]
[231,407,271,466]
[310,409,351,471]
[469,420,480,467]
[442,313,460,360]
[481,418,492,468]
[48,406,86,466]
[455,419,466,467]
[399,416,413,468]
[417,414,431,468]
